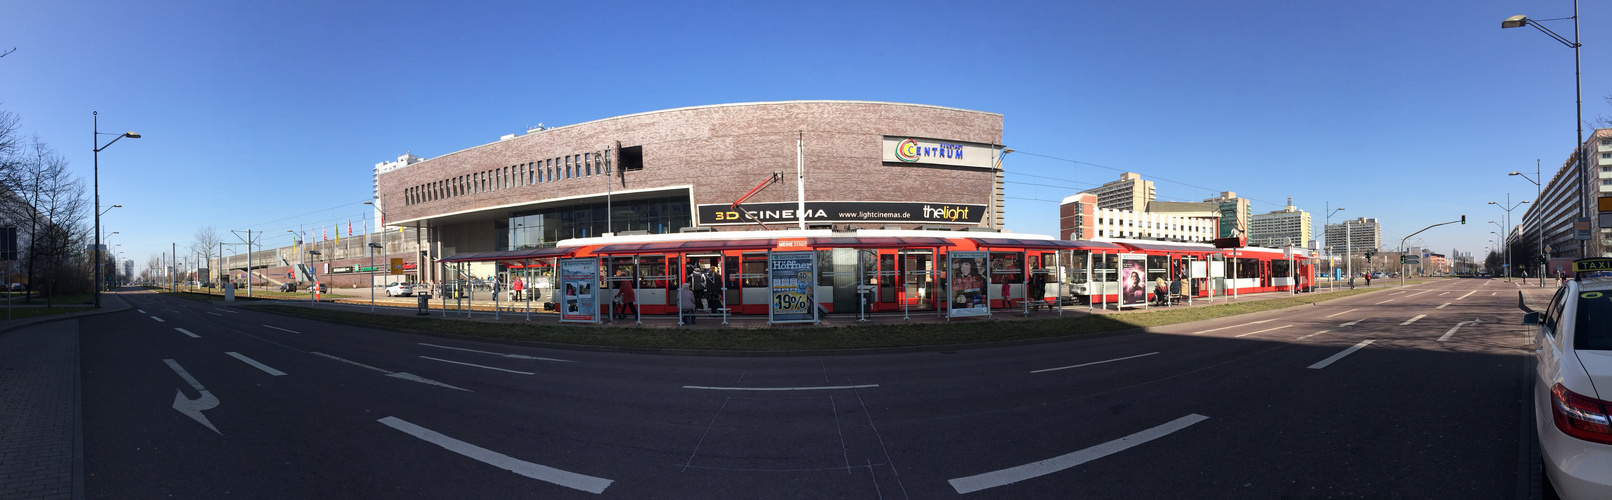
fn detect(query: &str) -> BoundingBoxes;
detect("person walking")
[1364,273,1371,287]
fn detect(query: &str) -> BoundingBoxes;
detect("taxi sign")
[1571,257,1612,280]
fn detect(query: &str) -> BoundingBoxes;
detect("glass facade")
[507,196,692,250]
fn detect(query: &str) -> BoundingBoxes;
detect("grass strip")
[0,306,94,320]
[251,287,1389,351]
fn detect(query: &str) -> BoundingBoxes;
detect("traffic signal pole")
[1400,216,1465,288]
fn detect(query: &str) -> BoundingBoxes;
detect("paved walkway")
[0,293,129,500]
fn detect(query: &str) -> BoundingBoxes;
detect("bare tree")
[191,226,223,284]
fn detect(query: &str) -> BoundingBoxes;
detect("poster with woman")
[559,257,599,323]
[948,251,990,318]
[1120,254,1147,308]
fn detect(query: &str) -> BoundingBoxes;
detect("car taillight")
[1551,383,1612,445]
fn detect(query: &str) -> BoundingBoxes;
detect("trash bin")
[417,294,431,315]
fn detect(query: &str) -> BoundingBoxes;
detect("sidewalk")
[0,293,129,500]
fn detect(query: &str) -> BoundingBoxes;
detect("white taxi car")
[1527,267,1612,498]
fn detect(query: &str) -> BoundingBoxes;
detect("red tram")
[436,230,1315,317]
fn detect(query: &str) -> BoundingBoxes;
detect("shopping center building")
[375,101,1007,284]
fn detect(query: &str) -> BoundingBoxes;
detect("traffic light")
[1460,215,1466,224]
[1366,250,1374,262]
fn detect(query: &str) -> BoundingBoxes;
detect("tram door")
[683,254,723,311]
[900,250,936,310]
[862,250,899,311]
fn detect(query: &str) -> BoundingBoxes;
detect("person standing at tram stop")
[512,276,524,301]
[690,264,709,311]
[678,282,697,325]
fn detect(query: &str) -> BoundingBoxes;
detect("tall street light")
[1502,6,1583,257]
[1490,196,1529,280]
[93,112,138,307]
[1325,203,1345,291]
[1510,161,1545,286]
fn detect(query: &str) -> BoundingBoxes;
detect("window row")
[404,150,614,206]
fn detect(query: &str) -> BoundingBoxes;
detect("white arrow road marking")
[227,352,286,376]
[1400,315,1426,326]
[150,316,165,323]
[1324,309,1358,318]
[262,325,300,333]
[379,416,613,494]
[1192,319,1275,335]
[1308,340,1375,369]
[1234,325,1292,338]
[163,359,221,435]
[948,414,1209,494]
[420,356,535,375]
[174,328,199,338]
[1436,303,1451,309]
[1438,319,1482,342]
[310,352,470,392]
[417,343,575,363]
[1031,352,1159,374]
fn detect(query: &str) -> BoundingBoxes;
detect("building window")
[618,146,644,171]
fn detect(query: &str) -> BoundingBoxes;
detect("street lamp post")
[1510,161,1545,286]
[1490,196,1529,281]
[1503,5,1584,257]
[368,242,382,311]
[92,112,138,307]
[1325,203,1345,291]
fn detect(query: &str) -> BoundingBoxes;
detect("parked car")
[384,282,414,297]
[279,282,297,292]
[309,282,329,293]
[1526,273,1612,498]
[9,283,25,292]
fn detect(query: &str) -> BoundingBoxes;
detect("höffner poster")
[768,251,817,323]
[948,251,989,318]
[1119,254,1148,309]
[559,258,599,323]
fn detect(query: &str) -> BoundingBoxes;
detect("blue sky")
[2,0,1607,269]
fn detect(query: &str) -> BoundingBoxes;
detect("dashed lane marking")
[1436,303,1451,309]
[417,343,574,363]
[683,384,879,391]
[174,328,199,338]
[226,352,287,376]
[1324,309,1358,318]
[1374,299,1394,305]
[262,325,300,333]
[419,356,536,375]
[1296,330,1330,340]
[150,316,165,323]
[1234,325,1293,338]
[207,312,222,316]
[1439,319,1482,342]
[379,416,613,494]
[1400,315,1426,326]
[1308,340,1375,369]
[1456,291,1476,300]
[947,414,1210,494]
[1031,352,1159,374]
[309,352,469,392]
[1192,319,1275,335]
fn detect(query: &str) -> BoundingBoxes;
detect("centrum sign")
[698,201,986,225]
[881,136,1000,169]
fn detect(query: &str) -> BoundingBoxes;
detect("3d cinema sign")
[698,201,987,225]
[881,136,1001,169]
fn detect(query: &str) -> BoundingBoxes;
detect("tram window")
[1146,255,1170,283]
[724,256,740,289]
[989,252,1024,284]
[742,254,767,288]
[638,256,666,289]
[1272,259,1291,277]
[817,250,834,286]
[1236,258,1260,279]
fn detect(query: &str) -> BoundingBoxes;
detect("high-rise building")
[1324,217,1382,254]
[1080,172,1155,212]
[1249,197,1311,248]
[1202,191,1251,240]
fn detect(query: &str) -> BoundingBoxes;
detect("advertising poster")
[948,251,989,318]
[1119,253,1147,308]
[768,251,817,323]
[559,258,599,323]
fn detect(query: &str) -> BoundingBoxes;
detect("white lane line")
[150,316,166,323]
[137,309,146,313]
[1031,352,1159,374]
[262,325,300,333]
[1374,299,1394,305]
[1491,292,1497,296]
[1389,291,1406,295]
[1191,319,1275,335]
[207,312,223,316]
[379,416,612,494]
[1438,291,1449,296]
[310,352,470,392]
[418,343,575,363]
[226,352,287,376]
[1456,291,1476,301]
[174,328,200,338]
[1308,340,1376,369]
[215,309,238,314]
[1234,325,1292,338]
[1438,320,1482,342]
[948,414,1209,494]
[1400,315,1427,326]
[1324,309,1358,319]
[1296,330,1330,340]
[420,356,536,375]
[683,384,879,391]
[1407,290,1433,297]
[1436,303,1451,309]
[1340,318,1367,327]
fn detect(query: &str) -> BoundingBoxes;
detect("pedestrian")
[512,276,525,301]
[1364,273,1371,287]
[704,266,723,313]
[1348,274,1356,290]
[616,275,636,320]
[678,283,697,325]
[690,265,709,311]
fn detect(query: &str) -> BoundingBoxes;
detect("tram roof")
[970,237,1123,251]
[439,246,576,263]
[1113,241,1221,253]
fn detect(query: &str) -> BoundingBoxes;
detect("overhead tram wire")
[1009,149,1286,210]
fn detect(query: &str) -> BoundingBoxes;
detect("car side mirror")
[1523,312,1540,326]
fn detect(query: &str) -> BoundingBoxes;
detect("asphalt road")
[80,279,1538,499]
